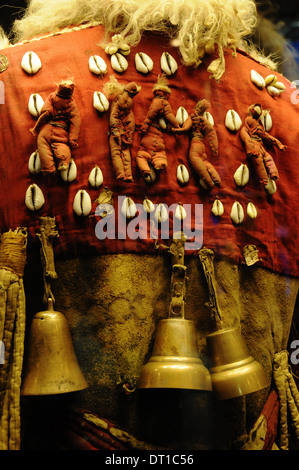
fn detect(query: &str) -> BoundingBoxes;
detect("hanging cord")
[37,217,59,305]
[198,248,222,326]
[155,233,188,319]
[0,228,27,450]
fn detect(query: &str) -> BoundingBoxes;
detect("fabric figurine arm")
[68,100,81,149]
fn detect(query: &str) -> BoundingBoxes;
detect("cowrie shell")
[154,203,168,223]
[28,150,41,175]
[159,118,167,130]
[60,158,77,183]
[135,52,154,74]
[25,184,45,211]
[73,189,92,217]
[225,110,242,132]
[121,196,137,219]
[230,201,244,224]
[259,111,272,131]
[105,44,118,55]
[273,81,285,91]
[234,164,249,187]
[143,197,155,213]
[21,51,42,75]
[143,165,156,183]
[176,107,189,126]
[265,177,277,195]
[266,85,281,97]
[111,34,124,44]
[160,52,178,76]
[89,55,107,76]
[111,53,128,73]
[177,164,189,184]
[119,46,130,56]
[203,111,214,126]
[211,198,224,217]
[93,91,109,112]
[250,69,265,89]
[28,93,44,117]
[175,203,187,220]
[247,202,257,219]
[265,74,277,87]
[88,165,103,188]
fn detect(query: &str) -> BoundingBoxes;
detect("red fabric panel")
[0,25,299,275]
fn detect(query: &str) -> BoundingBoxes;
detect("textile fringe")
[37,217,59,305]
[273,350,299,450]
[10,22,102,48]
[0,228,27,450]
[57,409,167,450]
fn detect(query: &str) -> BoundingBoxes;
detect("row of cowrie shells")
[28,151,104,187]
[121,197,187,222]
[89,50,177,75]
[230,201,257,224]
[250,70,286,97]
[211,199,258,221]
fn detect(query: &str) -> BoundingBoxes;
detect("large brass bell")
[138,317,212,391]
[21,298,88,395]
[206,327,270,400]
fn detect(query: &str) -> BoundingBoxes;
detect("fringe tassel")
[0,228,27,450]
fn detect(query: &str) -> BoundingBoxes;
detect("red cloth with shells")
[0,24,299,276]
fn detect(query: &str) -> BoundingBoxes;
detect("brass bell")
[21,298,88,395]
[138,318,212,391]
[206,327,270,400]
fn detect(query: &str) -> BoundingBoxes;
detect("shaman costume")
[0,0,299,452]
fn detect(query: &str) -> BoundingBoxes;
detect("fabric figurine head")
[56,80,75,99]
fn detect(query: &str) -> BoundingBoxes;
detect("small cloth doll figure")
[240,103,287,186]
[30,80,81,173]
[104,76,141,182]
[136,75,180,180]
[172,99,221,188]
